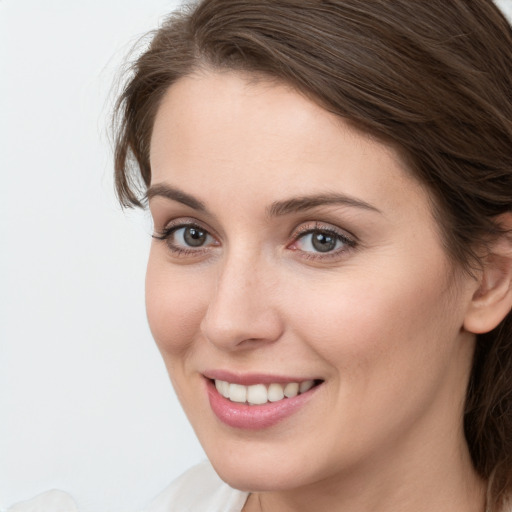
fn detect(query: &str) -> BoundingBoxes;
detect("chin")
[203,439,327,493]
[211,460,303,492]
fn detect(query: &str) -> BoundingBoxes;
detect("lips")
[204,372,322,429]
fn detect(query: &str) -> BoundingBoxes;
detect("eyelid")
[291,221,357,243]
[153,217,218,239]
[152,217,220,257]
[287,221,358,259]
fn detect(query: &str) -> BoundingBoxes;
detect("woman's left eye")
[290,227,356,256]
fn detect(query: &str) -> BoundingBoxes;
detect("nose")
[200,251,284,351]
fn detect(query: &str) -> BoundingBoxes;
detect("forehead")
[149,70,429,217]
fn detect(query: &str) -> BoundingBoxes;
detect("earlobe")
[464,216,512,335]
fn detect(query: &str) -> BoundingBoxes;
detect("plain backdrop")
[0,2,206,512]
[1,1,512,511]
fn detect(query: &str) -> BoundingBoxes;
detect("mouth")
[204,374,324,429]
[213,378,321,405]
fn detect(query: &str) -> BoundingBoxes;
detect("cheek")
[145,252,208,362]
[282,265,465,453]
[288,263,459,383]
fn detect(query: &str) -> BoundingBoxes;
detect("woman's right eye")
[153,222,218,255]
[173,226,211,247]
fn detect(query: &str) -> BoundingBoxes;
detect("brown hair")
[113,0,512,508]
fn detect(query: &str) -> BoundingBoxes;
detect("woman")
[113,1,512,511]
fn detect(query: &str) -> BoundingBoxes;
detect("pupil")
[184,227,206,247]
[312,232,336,252]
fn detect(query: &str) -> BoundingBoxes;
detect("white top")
[2,462,248,512]
[3,490,79,512]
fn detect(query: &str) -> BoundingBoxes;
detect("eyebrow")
[146,184,207,212]
[268,193,381,217]
[146,183,381,217]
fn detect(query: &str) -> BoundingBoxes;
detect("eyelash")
[152,220,217,257]
[289,223,357,260]
[152,220,357,260]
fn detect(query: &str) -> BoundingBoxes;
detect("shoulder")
[4,490,79,512]
[144,460,249,512]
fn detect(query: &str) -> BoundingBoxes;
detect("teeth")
[214,379,317,405]
[284,382,299,398]
[268,383,285,402]
[221,381,230,398]
[215,379,230,398]
[229,383,247,403]
[299,380,314,393]
[247,384,267,405]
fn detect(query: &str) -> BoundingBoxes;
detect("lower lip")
[206,379,319,430]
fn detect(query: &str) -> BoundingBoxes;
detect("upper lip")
[202,369,322,386]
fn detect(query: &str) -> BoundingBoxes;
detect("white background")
[1,1,511,511]
[0,2,206,511]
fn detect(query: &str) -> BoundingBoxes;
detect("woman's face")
[147,71,478,492]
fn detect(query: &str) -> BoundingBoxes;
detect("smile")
[214,379,315,405]
[206,376,323,429]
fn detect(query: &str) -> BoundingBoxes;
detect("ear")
[464,214,512,334]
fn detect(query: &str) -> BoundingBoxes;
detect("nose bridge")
[200,245,282,349]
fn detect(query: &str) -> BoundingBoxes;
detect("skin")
[146,70,488,512]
